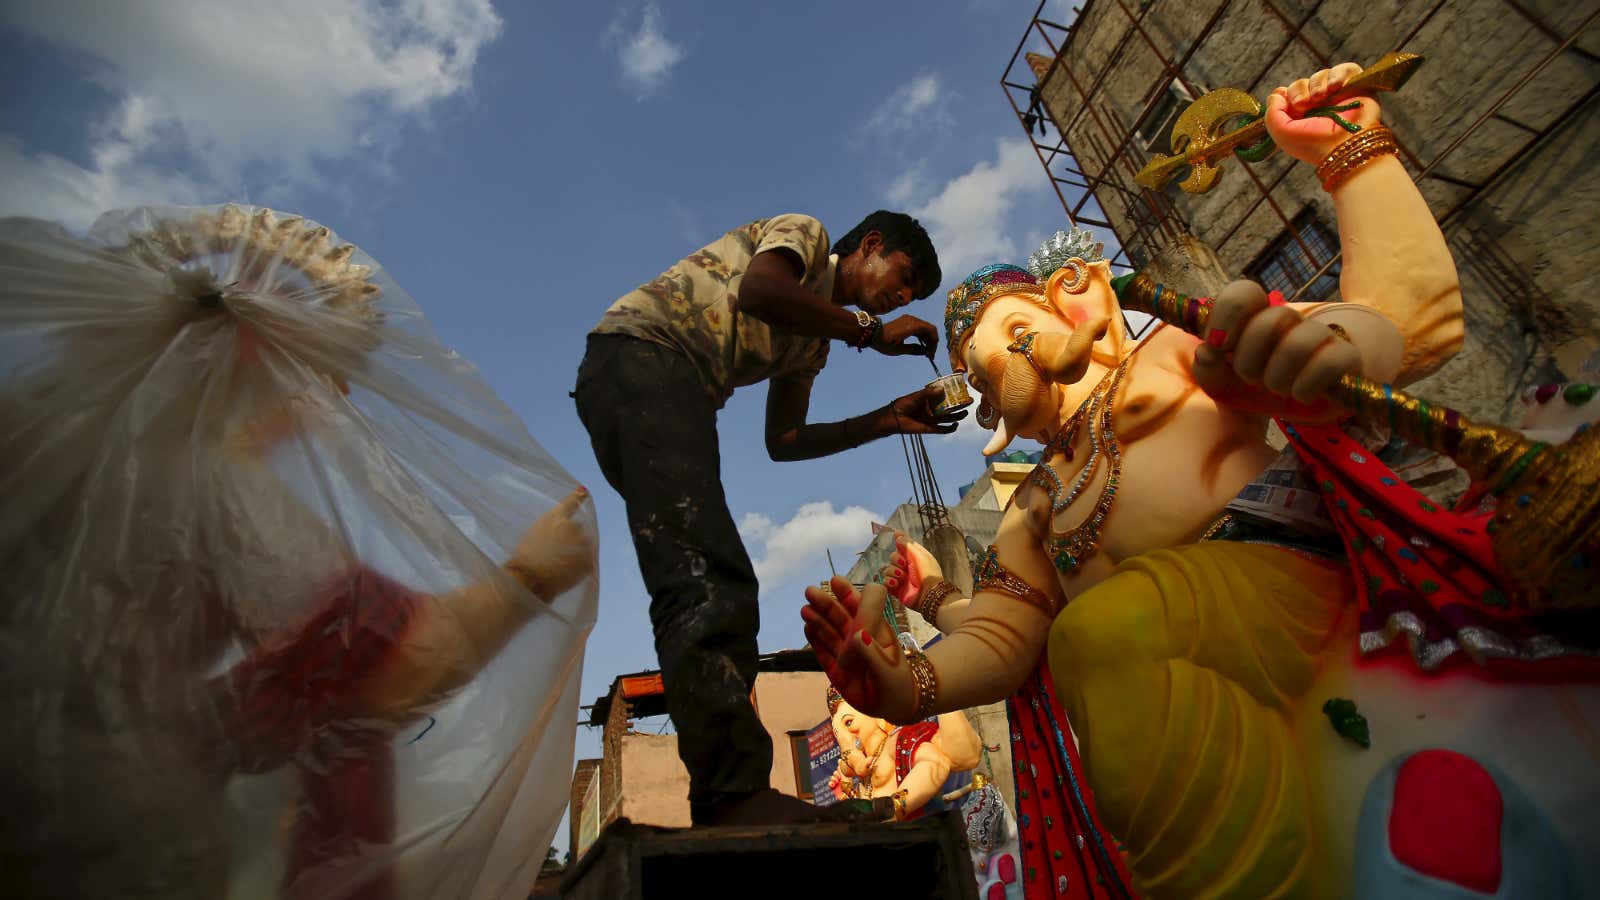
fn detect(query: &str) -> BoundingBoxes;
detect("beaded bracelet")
[905,646,939,721]
[891,789,909,820]
[917,580,961,623]
[1316,125,1399,193]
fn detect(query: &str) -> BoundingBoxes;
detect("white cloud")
[739,501,881,593]
[907,136,1042,282]
[0,0,502,230]
[883,166,927,210]
[937,414,998,448]
[864,73,955,139]
[605,2,686,99]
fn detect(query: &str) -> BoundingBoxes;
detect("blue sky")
[1,0,1090,849]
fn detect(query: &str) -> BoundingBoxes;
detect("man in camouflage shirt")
[575,210,959,826]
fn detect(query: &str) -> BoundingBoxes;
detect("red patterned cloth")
[220,567,423,900]
[893,720,942,821]
[1009,661,1136,899]
[1279,420,1600,675]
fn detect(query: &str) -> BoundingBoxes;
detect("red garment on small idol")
[892,720,942,820]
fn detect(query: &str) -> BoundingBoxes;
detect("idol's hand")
[1195,281,1363,404]
[507,486,596,600]
[802,576,916,722]
[1266,62,1383,166]
[883,532,942,608]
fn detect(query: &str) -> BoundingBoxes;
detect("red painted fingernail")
[860,630,873,645]
[1267,290,1287,307]
[1206,328,1227,349]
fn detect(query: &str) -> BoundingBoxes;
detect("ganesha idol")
[804,63,1600,899]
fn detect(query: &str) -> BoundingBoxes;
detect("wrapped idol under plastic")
[0,204,598,899]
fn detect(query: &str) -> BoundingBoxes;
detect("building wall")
[753,670,834,797]
[617,733,693,828]
[1030,0,1598,425]
[569,758,601,860]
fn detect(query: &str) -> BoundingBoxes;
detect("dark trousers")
[573,334,771,815]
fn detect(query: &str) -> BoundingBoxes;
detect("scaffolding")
[1001,0,1599,303]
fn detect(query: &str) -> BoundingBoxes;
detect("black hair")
[831,210,942,300]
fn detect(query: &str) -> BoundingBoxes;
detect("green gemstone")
[1053,850,1063,860]
[1350,536,1366,552]
[1420,580,1439,594]
[1564,383,1597,405]
[1321,696,1371,748]
[1483,587,1508,607]
[1367,575,1384,591]
[1321,479,1335,493]
[1358,507,1376,519]
[1419,500,1437,513]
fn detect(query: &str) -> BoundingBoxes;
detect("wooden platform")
[558,812,977,899]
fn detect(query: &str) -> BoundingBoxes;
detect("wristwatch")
[853,309,882,350]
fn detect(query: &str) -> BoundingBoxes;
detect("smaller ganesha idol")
[824,683,1023,899]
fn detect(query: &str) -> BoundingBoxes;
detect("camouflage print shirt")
[592,214,835,407]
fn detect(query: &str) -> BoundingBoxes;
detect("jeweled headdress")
[943,263,1041,370]
[826,685,845,717]
[1026,226,1105,281]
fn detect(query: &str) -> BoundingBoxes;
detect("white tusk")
[982,418,1013,456]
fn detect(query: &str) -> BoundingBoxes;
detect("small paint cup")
[928,373,972,415]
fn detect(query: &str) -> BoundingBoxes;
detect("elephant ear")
[1044,259,1126,353]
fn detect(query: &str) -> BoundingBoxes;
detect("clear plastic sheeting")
[0,204,599,899]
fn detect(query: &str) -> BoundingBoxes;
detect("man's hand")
[1266,62,1383,166]
[881,384,967,436]
[1194,280,1362,404]
[871,314,939,358]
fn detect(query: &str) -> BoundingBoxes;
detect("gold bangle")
[917,580,961,622]
[1315,125,1399,193]
[891,789,909,820]
[905,646,939,721]
[974,545,1058,617]
[1325,322,1353,343]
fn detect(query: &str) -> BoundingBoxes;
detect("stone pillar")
[1143,231,1234,295]
[923,522,975,595]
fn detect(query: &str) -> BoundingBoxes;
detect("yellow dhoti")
[1048,541,1353,899]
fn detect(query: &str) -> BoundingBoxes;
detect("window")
[787,731,814,800]
[1245,210,1342,300]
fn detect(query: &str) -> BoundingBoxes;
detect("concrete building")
[567,651,835,859]
[1005,0,1598,426]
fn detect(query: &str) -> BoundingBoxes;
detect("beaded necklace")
[1028,355,1133,574]
[851,727,899,799]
